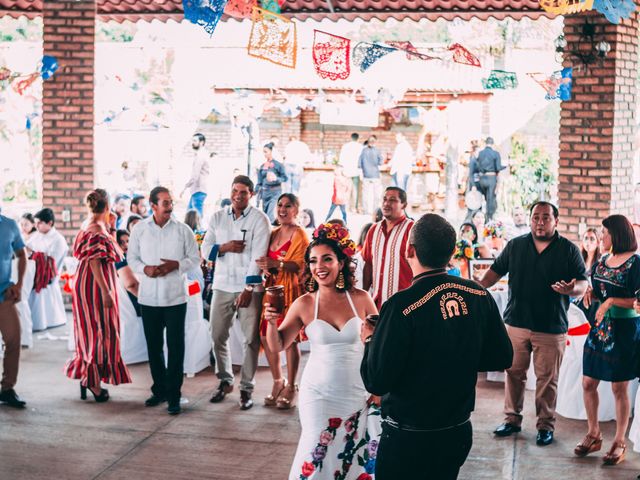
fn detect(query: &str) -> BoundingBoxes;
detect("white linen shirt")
[390,141,414,177]
[339,141,363,178]
[127,216,200,307]
[201,205,270,293]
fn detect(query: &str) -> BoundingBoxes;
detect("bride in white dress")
[265,224,381,479]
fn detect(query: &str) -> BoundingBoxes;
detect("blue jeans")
[261,188,281,223]
[286,164,302,194]
[188,192,207,218]
[325,204,347,223]
[392,173,410,192]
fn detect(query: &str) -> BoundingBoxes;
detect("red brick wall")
[42,1,95,242]
[558,12,638,241]
[276,109,421,162]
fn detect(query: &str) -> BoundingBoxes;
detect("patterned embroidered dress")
[583,254,640,382]
[290,290,381,480]
[65,231,132,388]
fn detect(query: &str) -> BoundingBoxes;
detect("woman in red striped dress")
[65,189,131,401]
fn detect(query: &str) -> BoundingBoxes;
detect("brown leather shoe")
[239,390,253,410]
[209,381,233,403]
[574,434,603,457]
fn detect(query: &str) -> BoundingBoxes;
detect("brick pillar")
[42,1,95,242]
[558,11,638,241]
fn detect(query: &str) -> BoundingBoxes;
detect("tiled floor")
[2,325,639,479]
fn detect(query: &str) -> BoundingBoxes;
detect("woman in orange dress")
[256,193,309,409]
[65,189,132,402]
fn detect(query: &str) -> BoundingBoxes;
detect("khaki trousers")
[0,299,21,391]
[504,325,566,431]
[210,290,262,392]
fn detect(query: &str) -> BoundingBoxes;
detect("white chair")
[556,304,638,421]
[163,278,211,377]
[63,257,78,352]
[180,292,211,377]
[11,258,35,348]
[118,282,148,365]
[629,387,640,452]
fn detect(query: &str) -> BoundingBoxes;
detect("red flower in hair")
[313,223,355,258]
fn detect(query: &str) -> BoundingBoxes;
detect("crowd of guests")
[4,170,640,478]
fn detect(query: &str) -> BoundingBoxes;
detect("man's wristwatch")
[364,335,373,344]
[244,285,255,292]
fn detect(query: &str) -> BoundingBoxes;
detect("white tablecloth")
[118,282,148,365]
[11,258,35,348]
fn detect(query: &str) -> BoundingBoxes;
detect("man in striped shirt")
[362,187,414,310]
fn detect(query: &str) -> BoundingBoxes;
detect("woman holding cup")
[256,193,309,409]
[263,222,380,479]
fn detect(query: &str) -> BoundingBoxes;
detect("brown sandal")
[574,434,603,457]
[264,378,286,407]
[276,384,298,410]
[603,441,626,466]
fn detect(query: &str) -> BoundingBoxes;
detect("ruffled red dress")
[65,231,132,388]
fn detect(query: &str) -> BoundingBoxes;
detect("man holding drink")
[202,175,271,410]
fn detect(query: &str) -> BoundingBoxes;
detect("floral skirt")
[583,314,640,382]
[290,404,382,480]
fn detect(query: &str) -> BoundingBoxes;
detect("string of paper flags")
[183,1,483,73]
[539,0,636,24]
[0,56,58,95]
[182,0,571,101]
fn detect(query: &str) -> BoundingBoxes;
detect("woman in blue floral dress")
[576,215,640,466]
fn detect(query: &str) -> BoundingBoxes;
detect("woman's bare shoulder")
[350,288,371,299]
[293,292,314,309]
[350,288,377,310]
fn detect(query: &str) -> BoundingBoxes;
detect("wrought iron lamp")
[554,20,611,66]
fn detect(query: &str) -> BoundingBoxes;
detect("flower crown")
[312,223,357,257]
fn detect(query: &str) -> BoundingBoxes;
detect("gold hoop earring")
[306,277,318,292]
[336,271,345,290]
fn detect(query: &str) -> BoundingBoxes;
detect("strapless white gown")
[289,290,381,480]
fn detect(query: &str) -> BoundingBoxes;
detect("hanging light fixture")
[554,20,611,66]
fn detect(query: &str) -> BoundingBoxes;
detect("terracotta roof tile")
[0,0,550,21]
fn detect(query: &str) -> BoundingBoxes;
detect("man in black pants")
[476,137,505,220]
[128,186,200,415]
[360,214,513,479]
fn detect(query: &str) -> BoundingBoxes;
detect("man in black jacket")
[360,213,513,479]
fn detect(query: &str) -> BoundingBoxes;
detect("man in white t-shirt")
[181,133,210,218]
[389,133,414,192]
[339,132,363,213]
[283,136,311,195]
